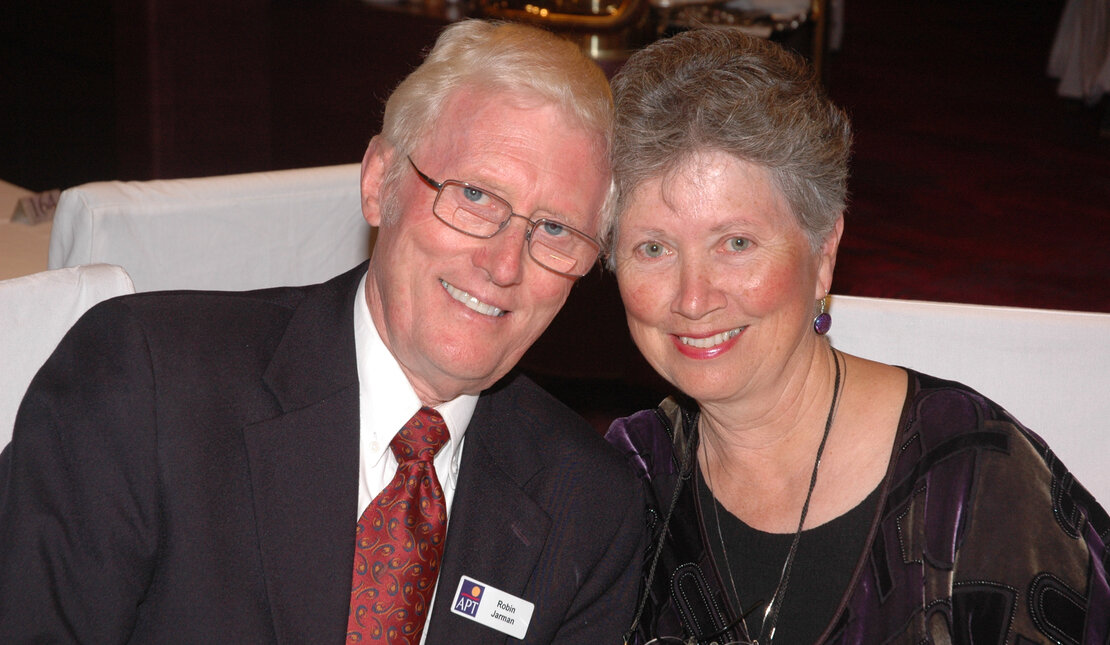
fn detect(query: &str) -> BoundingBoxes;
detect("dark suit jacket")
[0,263,645,644]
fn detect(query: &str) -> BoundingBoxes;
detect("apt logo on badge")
[453,578,485,618]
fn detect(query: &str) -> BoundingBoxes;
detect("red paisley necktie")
[347,407,450,643]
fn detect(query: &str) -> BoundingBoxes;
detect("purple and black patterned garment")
[606,370,1110,644]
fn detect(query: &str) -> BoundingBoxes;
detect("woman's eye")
[638,241,666,258]
[726,237,751,252]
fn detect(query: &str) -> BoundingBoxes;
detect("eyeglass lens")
[433,181,597,276]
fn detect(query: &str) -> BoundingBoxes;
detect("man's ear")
[360,135,395,227]
[815,213,845,299]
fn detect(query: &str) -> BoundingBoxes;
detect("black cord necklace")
[703,348,844,645]
[622,404,700,645]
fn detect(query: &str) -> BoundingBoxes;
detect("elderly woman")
[604,29,1110,645]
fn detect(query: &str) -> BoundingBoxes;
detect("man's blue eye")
[640,242,664,258]
[541,221,566,236]
[462,187,485,203]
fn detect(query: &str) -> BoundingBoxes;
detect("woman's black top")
[696,469,880,644]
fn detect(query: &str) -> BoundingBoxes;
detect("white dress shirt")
[352,272,477,641]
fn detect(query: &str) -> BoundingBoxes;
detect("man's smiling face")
[361,89,609,404]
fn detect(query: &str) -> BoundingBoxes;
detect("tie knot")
[390,406,449,463]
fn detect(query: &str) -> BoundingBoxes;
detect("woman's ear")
[815,213,845,298]
[360,135,395,227]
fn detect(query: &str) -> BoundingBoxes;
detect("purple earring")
[813,295,831,335]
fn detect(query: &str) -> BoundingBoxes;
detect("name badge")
[450,575,535,640]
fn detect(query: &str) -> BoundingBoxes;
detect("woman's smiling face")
[613,150,840,406]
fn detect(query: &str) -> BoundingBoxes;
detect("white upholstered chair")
[0,264,135,450]
[828,294,1110,506]
[48,164,368,292]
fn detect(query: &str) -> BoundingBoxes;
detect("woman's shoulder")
[895,368,1109,530]
[605,396,694,482]
[894,367,1048,467]
[900,368,1029,440]
[876,369,1110,635]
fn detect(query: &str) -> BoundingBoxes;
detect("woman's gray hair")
[604,28,852,260]
[377,19,616,226]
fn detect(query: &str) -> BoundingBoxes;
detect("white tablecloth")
[0,180,52,281]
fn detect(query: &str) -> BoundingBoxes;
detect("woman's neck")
[696,343,843,532]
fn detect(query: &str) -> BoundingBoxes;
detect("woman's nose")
[672,259,726,320]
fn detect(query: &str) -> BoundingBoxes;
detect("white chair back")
[49,164,367,292]
[0,264,135,449]
[828,294,1110,505]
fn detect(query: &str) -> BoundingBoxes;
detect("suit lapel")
[425,385,552,644]
[243,264,366,644]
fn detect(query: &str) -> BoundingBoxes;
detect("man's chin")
[419,359,518,402]
[413,335,537,400]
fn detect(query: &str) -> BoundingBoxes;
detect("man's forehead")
[427,88,602,156]
[420,95,605,179]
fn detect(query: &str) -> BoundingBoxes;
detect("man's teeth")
[679,328,742,348]
[441,280,505,317]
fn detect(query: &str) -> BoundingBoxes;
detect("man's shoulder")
[54,267,365,376]
[474,372,631,476]
[480,372,586,426]
[66,286,309,361]
[110,285,302,318]
[79,265,364,338]
[107,269,355,320]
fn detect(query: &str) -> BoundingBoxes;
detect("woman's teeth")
[679,327,742,348]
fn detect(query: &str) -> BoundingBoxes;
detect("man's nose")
[476,216,529,286]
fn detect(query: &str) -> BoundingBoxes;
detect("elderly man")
[0,20,644,644]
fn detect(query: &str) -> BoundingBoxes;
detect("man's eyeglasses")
[408,157,601,278]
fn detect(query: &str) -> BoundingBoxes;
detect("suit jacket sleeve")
[3,264,394,644]
[546,475,646,644]
[0,298,162,642]
[0,270,363,644]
